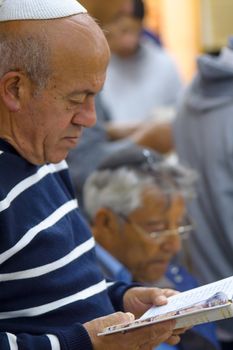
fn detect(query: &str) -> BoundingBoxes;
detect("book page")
[141,276,233,320]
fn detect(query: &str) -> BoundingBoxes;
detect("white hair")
[83,162,198,221]
[84,168,155,221]
[0,30,52,90]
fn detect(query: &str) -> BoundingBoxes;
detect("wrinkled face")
[13,15,110,164]
[105,16,142,57]
[113,187,185,282]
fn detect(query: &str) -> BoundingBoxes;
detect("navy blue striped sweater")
[0,139,130,350]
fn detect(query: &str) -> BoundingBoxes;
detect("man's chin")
[46,150,69,164]
[48,140,82,163]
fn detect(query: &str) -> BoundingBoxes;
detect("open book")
[98,276,233,336]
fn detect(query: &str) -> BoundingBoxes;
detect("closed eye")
[69,92,95,105]
[69,98,85,105]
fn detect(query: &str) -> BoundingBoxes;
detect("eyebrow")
[67,86,104,98]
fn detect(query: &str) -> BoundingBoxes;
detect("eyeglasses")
[118,213,194,241]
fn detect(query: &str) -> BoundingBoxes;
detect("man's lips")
[63,135,82,147]
[64,130,83,141]
[67,136,80,140]
[65,126,83,141]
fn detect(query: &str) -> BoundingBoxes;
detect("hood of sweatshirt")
[183,49,233,113]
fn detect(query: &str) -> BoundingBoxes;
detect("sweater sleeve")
[1,323,93,350]
[106,280,141,312]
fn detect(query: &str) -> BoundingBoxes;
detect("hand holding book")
[98,276,233,336]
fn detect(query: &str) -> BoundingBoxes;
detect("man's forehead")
[40,14,109,63]
[141,186,184,212]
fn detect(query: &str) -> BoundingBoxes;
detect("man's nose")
[160,234,182,255]
[72,96,97,128]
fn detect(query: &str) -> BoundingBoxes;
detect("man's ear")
[0,71,27,112]
[92,208,119,246]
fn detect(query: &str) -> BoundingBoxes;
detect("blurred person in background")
[83,144,220,350]
[68,0,177,211]
[80,0,133,26]
[172,37,233,350]
[99,0,183,126]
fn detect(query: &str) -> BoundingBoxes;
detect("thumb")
[84,312,135,337]
[107,311,135,327]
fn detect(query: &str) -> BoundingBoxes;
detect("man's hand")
[84,311,179,350]
[123,286,178,318]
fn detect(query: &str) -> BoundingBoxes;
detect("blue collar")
[95,244,132,283]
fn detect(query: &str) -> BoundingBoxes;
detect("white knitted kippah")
[0,0,87,21]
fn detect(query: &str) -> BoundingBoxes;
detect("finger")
[166,335,181,345]
[162,288,180,298]
[137,287,169,306]
[109,311,135,325]
[100,311,135,329]
[145,288,179,306]
[172,327,189,335]
[134,319,176,346]
[114,319,176,350]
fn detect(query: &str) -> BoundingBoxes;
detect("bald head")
[0,13,109,90]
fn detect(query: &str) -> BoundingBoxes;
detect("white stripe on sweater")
[0,280,107,320]
[0,161,68,213]
[0,199,78,265]
[106,282,115,287]
[47,334,61,350]
[6,333,18,350]
[0,151,3,155]
[0,237,95,281]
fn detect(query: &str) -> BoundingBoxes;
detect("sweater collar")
[0,138,19,156]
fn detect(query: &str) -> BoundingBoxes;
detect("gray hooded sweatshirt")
[173,50,233,337]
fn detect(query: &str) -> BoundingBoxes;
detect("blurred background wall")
[144,0,233,82]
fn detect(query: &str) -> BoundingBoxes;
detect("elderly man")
[0,0,183,349]
[99,0,183,125]
[83,145,219,350]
